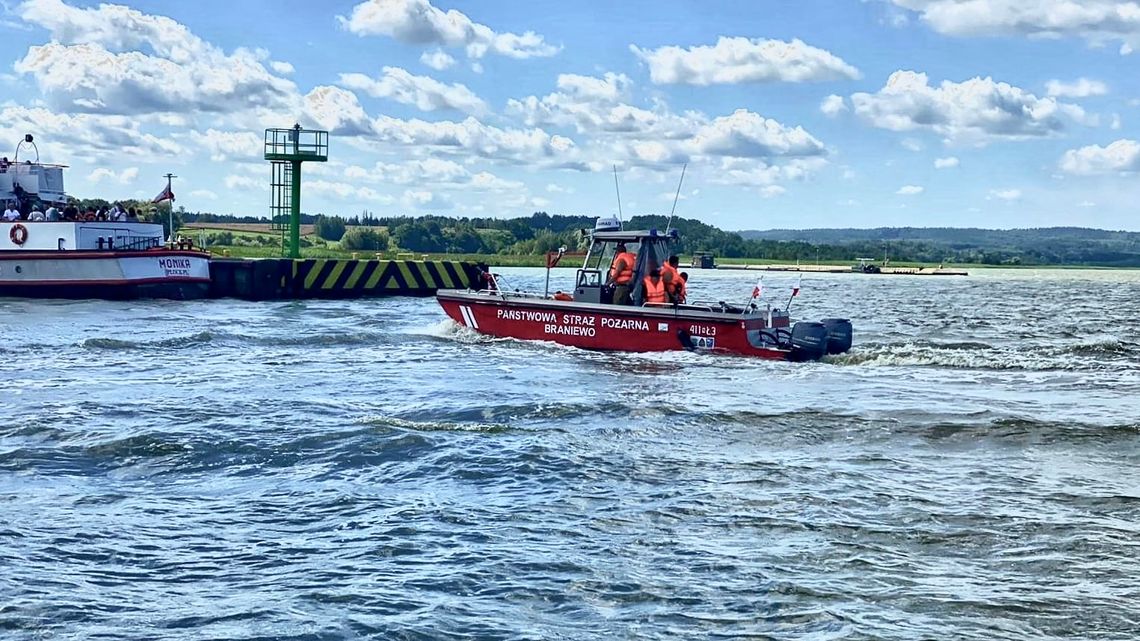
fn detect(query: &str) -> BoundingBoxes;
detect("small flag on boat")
[152,185,174,203]
[752,277,764,299]
[791,275,801,297]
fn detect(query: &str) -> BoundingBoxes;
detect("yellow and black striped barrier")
[208,258,484,300]
[289,259,476,297]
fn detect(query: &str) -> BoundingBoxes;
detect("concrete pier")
[207,258,484,300]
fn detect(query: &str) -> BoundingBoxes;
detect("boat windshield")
[628,237,672,305]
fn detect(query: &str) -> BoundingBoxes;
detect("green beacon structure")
[265,124,328,258]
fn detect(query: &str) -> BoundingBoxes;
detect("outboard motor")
[788,321,828,362]
[820,318,853,355]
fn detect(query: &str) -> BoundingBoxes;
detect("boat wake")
[827,338,1140,371]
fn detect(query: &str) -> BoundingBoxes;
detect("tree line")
[167,207,1140,267]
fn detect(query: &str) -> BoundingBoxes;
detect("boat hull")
[0,250,211,300]
[437,290,796,360]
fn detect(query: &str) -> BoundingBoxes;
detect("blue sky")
[3,0,1140,230]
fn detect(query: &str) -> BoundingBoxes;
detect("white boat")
[0,134,210,300]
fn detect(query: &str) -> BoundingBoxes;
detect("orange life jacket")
[609,251,636,285]
[660,263,680,295]
[642,276,667,304]
[675,276,687,304]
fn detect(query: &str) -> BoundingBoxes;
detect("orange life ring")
[9,223,28,246]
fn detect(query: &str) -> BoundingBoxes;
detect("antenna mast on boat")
[665,163,687,235]
[612,165,624,228]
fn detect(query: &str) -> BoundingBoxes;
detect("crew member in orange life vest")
[608,242,637,305]
[660,255,682,302]
[642,268,667,304]
[675,271,688,304]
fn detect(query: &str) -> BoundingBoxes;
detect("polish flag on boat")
[791,275,802,297]
[752,277,764,298]
[152,185,174,203]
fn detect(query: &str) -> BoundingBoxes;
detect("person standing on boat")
[608,242,637,305]
[661,255,683,302]
[2,203,20,221]
[642,268,668,305]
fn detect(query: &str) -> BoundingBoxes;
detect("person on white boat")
[28,209,45,221]
[2,204,20,221]
[45,207,60,221]
[126,208,139,222]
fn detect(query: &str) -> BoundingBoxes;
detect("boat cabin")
[572,226,679,306]
[690,251,715,269]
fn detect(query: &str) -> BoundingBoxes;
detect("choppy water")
[2,267,1139,640]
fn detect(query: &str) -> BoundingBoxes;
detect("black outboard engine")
[820,318,853,355]
[789,321,828,362]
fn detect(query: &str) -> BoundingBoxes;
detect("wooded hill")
[739,227,1140,266]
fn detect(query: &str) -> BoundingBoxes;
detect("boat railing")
[115,236,163,251]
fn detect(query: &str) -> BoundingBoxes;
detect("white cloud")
[901,138,923,151]
[197,129,262,162]
[223,175,263,191]
[890,1,1140,47]
[820,94,847,117]
[1045,78,1108,98]
[190,189,218,200]
[87,166,138,184]
[1122,43,1134,54]
[337,0,559,59]
[15,0,296,116]
[934,156,959,168]
[988,188,1021,200]
[401,189,453,210]
[546,183,573,194]
[270,60,295,75]
[690,109,826,158]
[630,36,860,85]
[851,70,1077,143]
[1059,139,1140,174]
[303,86,373,136]
[897,184,924,195]
[708,157,828,188]
[507,72,696,137]
[309,179,395,203]
[0,106,182,160]
[420,49,456,70]
[530,196,550,208]
[339,66,486,114]
[1111,113,1122,129]
[760,185,786,198]
[1078,200,1096,207]
[370,114,576,164]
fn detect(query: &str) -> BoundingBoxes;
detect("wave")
[78,330,390,351]
[827,338,1140,371]
[411,318,499,344]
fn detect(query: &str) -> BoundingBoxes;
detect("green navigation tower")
[265,124,328,258]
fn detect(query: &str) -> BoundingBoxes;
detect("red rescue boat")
[437,220,853,361]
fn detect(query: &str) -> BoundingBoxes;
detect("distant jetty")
[717,263,969,276]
